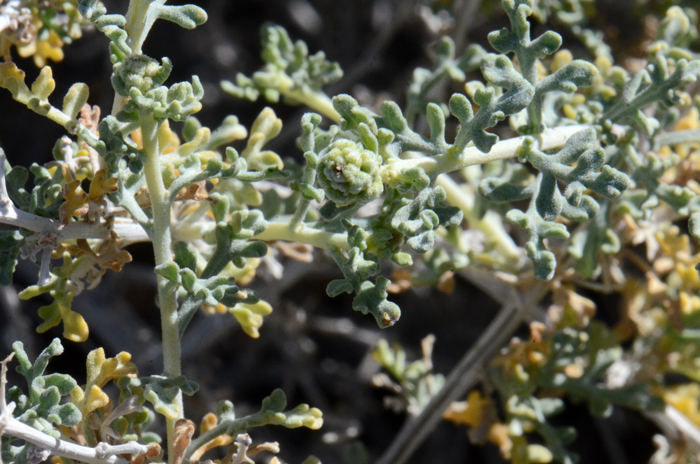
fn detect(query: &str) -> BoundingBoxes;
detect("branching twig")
[382,124,588,176]
[0,125,587,254]
[0,150,149,244]
[231,434,252,464]
[0,354,154,464]
[376,282,549,464]
[646,402,700,453]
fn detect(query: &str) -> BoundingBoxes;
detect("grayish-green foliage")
[2,340,80,464]
[183,389,322,460]
[491,323,665,464]
[221,24,343,105]
[4,1,700,463]
[117,375,198,424]
[481,129,630,279]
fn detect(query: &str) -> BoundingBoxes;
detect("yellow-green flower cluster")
[317,139,384,207]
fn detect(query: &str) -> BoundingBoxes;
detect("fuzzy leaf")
[71,348,137,417]
[9,339,82,438]
[229,300,273,339]
[35,291,89,343]
[62,83,90,120]
[118,375,199,421]
[157,4,207,29]
[0,231,23,285]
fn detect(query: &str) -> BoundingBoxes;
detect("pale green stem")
[41,107,73,127]
[287,87,339,121]
[254,221,350,250]
[123,1,184,459]
[171,217,349,250]
[434,174,522,261]
[388,125,587,259]
[140,113,182,464]
[382,124,588,177]
[176,126,587,258]
[289,155,321,232]
[111,93,125,117]
[289,194,312,232]
[653,128,700,148]
[266,73,340,121]
[124,0,166,54]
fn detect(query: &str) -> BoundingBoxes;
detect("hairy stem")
[653,128,700,148]
[124,0,165,54]
[383,124,588,176]
[253,221,350,250]
[184,411,282,460]
[111,93,126,118]
[285,87,339,122]
[270,73,340,121]
[435,174,522,261]
[140,113,182,464]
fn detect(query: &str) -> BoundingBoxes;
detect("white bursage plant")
[2,0,700,463]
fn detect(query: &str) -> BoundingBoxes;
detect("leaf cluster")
[2,340,80,464]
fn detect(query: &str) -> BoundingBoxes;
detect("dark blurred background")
[0,0,663,463]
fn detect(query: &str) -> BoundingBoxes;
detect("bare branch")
[376,282,549,464]
[0,150,149,245]
[646,403,700,453]
[0,354,155,464]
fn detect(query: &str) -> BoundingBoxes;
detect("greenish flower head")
[317,139,384,207]
[112,54,172,96]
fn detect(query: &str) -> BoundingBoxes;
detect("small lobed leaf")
[262,389,288,413]
[353,278,401,328]
[118,375,198,421]
[333,95,378,133]
[282,404,323,429]
[71,348,137,417]
[157,4,208,30]
[229,300,273,338]
[35,291,89,343]
[0,62,32,102]
[0,231,23,285]
[326,279,354,297]
[30,67,56,101]
[8,339,83,434]
[62,84,90,120]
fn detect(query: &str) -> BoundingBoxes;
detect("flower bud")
[112,55,171,96]
[317,139,383,207]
